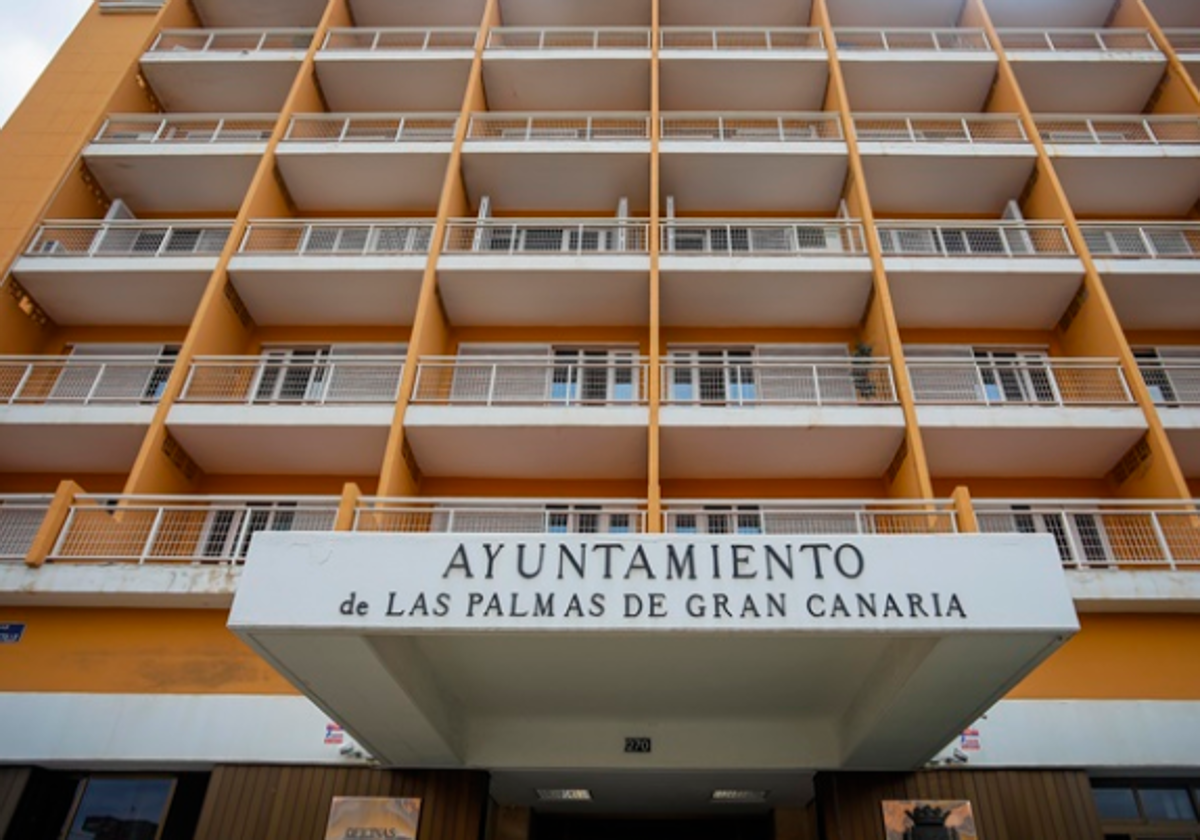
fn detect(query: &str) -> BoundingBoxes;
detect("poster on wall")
[324,797,422,840]
[881,801,977,840]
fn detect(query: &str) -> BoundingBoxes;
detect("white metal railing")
[0,356,175,405]
[321,27,479,51]
[0,496,53,560]
[100,0,165,12]
[661,357,898,406]
[412,356,649,406]
[49,496,340,565]
[1080,222,1200,258]
[93,114,275,144]
[907,357,1134,406]
[663,499,957,534]
[876,221,1075,257]
[996,28,1160,52]
[179,356,405,405]
[239,220,434,255]
[1165,29,1200,53]
[660,113,843,141]
[854,113,1028,143]
[975,500,1200,570]
[487,27,652,49]
[659,28,825,50]
[26,221,231,258]
[443,219,650,254]
[354,498,649,533]
[1037,115,1200,145]
[147,28,314,53]
[282,114,458,143]
[1139,361,1200,406]
[466,113,651,141]
[660,220,867,255]
[835,28,991,52]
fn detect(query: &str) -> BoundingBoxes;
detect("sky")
[0,0,93,128]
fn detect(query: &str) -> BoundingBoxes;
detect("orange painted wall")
[0,608,297,695]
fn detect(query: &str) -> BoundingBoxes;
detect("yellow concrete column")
[25,480,83,568]
[334,483,364,532]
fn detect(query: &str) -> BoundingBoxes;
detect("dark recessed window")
[1140,788,1197,822]
[1093,787,1140,820]
[63,777,174,840]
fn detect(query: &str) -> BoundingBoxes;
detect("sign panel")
[231,533,1078,635]
[324,797,421,840]
[882,800,977,840]
[0,623,25,644]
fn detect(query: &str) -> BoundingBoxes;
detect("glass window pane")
[66,778,173,840]
[1140,788,1197,821]
[1093,788,1140,820]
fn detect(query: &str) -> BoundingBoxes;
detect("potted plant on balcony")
[852,341,877,402]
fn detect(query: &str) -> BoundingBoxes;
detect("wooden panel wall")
[817,770,1104,840]
[192,766,489,840]
[0,767,31,839]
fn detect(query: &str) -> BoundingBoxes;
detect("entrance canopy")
[229,532,1077,772]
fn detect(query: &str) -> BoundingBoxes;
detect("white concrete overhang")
[659,56,829,112]
[660,256,874,327]
[1068,569,1200,614]
[855,144,1037,215]
[228,530,1079,770]
[227,254,427,325]
[1179,56,1200,90]
[661,0,812,26]
[500,0,650,26]
[166,405,396,474]
[0,563,239,609]
[1044,148,1200,216]
[659,406,906,479]
[658,144,848,212]
[837,54,998,113]
[352,0,487,27]
[140,52,307,113]
[0,406,157,472]
[483,54,652,111]
[314,55,474,111]
[403,406,650,479]
[275,143,453,212]
[194,0,326,28]
[461,145,652,212]
[10,256,217,325]
[436,257,651,326]
[1094,263,1200,330]
[1005,55,1167,114]
[983,0,1113,28]
[82,143,266,214]
[916,406,1149,477]
[883,256,1085,329]
[1158,408,1200,475]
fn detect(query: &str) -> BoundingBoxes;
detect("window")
[670,506,762,535]
[1093,780,1200,840]
[200,502,300,561]
[987,505,1112,567]
[63,777,174,840]
[547,505,635,534]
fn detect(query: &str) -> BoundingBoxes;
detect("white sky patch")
[0,0,93,128]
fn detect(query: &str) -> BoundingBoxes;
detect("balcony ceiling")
[1161,421,1200,477]
[498,0,651,26]
[141,58,304,114]
[483,58,651,111]
[838,59,997,113]
[1143,0,1200,28]
[462,149,652,212]
[984,0,1118,27]
[315,59,472,111]
[857,151,1036,215]
[1050,156,1200,216]
[824,0,965,27]
[275,148,452,212]
[83,147,262,214]
[1096,266,1200,330]
[228,260,426,326]
[659,148,848,213]
[351,0,487,26]
[0,408,156,473]
[659,59,828,112]
[1010,61,1167,114]
[660,0,813,26]
[194,0,326,27]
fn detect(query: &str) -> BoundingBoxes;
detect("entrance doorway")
[532,813,774,840]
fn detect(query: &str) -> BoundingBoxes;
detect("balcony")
[1036,116,1200,215]
[853,114,1036,214]
[405,355,650,479]
[659,113,847,211]
[908,356,1147,477]
[875,220,1083,328]
[0,496,52,562]
[140,29,313,112]
[0,355,171,472]
[483,28,651,111]
[275,114,457,211]
[834,29,997,112]
[353,498,648,533]
[661,499,958,534]
[998,29,1165,113]
[660,0,811,26]
[658,356,905,479]
[168,355,405,474]
[228,220,434,325]
[824,0,967,28]
[12,221,230,325]
[1165,30,1200,88]
[82,115,273,213]
[49,495,340,565]
[191,0,325,28]
[658,28,828,111]
[461,113,651,211]
[658,219,872,327]
[1141,359,1200,475]
[1082,222,1200,329]
[976,500,1200,572]
[437,218,650,326]
[315,28,478,111]
[350,0,488,27]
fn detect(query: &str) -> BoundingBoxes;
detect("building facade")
[0,0,1199,838]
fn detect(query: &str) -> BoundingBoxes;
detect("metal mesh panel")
[0,358,172,405]
[835,28,990,51]
[659,221,866,255]
[0,499,50,560]
[997,28,1158,51]
[659,28,823,49]
[150,28,313,52]
[95,116,274,143]
[284,115,457,143]
[467,115,650,141]
[488,28,651,49]
[664,505,956,535]
[876,223,1073,257]
[855,115,1026,143]
[355,502,647,533]
[413,357,648,405]
[241,222,434,255]
[907,359,1131,405]
[660,114,843,141]
[323,28,478,50]
[443,220,649,253]
[1038,117,1200,145]
[180,357,405,404]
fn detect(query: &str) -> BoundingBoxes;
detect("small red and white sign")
[324,723,345,745]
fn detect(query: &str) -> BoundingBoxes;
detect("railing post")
[486,363,498,406]
[82,362,106,405]
[139,507,166,565]
[151,119,168,143]
[1149,511,1176,570]
[212,118,225,143]
[1143,119,1159,145]
[951,486,978,532]
[812,363,823,406]
[10,361,36,405]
